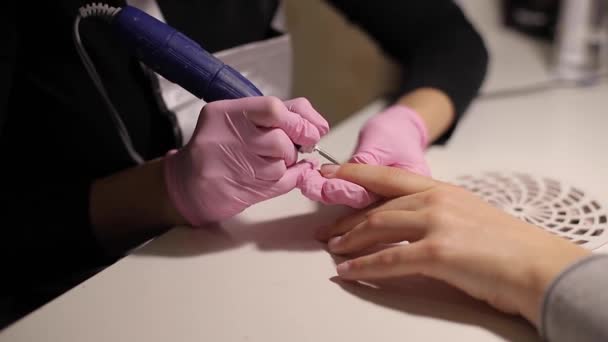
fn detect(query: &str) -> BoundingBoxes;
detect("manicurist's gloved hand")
[164,97,329,226]
[298,105,430,208]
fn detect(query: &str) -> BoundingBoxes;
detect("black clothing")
[0,0,488,326]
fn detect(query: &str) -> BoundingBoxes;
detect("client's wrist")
[516,239,591,328]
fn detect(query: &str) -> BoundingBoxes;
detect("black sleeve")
[0,4,111,295]
[0,2,16,134]
[326,0,489,143]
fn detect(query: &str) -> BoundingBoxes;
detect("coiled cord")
[73,3,145,164]
[78,3,121,19]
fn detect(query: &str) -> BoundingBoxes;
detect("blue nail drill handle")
[112,5,263,102]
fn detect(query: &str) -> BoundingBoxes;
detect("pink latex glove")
[164,97,329,226]
[298,104,429,208]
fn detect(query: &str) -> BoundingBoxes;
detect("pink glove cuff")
[383,105,429,149]
[163,149,204,227]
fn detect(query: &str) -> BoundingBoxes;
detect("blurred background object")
[553,0,608,83]
[502,0,560,40]
[284,0,607,125]
[500,0,608,85]
[284,0,399,124]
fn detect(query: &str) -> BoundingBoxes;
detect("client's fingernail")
[336,261,350,275]
[321,164,339,178]
[328,236,342,249]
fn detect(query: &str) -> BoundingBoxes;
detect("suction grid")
[454,172,608,250]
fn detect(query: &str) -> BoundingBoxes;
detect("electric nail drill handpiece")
[92,4,338,163]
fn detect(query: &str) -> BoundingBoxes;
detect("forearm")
[328,0,488,143]
[90,158,186,254]
[540,254,608,341]
[395,88,454,143]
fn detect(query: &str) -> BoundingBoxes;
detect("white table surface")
[2,0,607,341]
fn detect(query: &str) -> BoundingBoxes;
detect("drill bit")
[313,145,340,164]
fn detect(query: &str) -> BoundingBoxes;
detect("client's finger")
[297,170,378,208]
[316,192,428,241]
[321,163,438,198]
[328,210,427,255]
[336,242,430,280]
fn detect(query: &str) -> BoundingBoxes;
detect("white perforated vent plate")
[453,172,608,250]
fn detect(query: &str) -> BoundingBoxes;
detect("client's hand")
[316,164,590,327]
